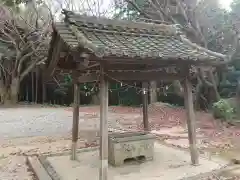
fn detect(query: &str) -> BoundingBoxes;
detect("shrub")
[212,99,234,121]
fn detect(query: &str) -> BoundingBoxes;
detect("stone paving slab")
[45,143,228,180]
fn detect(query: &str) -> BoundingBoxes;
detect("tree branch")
[125,0,152,19]
[17,51,34,75]
[0,28,17,47]
[20,57,46,82]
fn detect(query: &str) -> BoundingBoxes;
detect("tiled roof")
[52,9,226,63]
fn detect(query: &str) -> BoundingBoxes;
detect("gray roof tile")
[52,9,226,63]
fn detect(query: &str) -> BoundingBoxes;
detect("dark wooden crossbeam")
[77,71,185,83]
[88,55,219,66]
[77,63,181,71]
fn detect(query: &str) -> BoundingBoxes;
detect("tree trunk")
[150,81,158,104]
[35,68,38,103]
[42,73,46,103]
[172,80,184,97]
[194,78,202,110]
[31,71,34,103]
[9,77,20,104]
[208,70,220,102]
[91,92,100,105]
[26,81,29,102]
[0,79,5,104]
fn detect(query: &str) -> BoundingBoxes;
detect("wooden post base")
[71,142,77,160]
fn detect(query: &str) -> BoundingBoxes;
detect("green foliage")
[53,72,142,106]
[80,82,99,96]
[217,0,240,100]
[1,0,22,6]
[64,74,72,83]
[212,99,234,120]
[118,86,141,106]
[219,70,240,97]
[0,0,23,11]
[54,74,99,97]
[54,74,72,95]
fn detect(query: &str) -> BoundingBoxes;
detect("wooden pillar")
[142,82,149,131]
[71,83,80,160]
[184,78,199,165]
[99,65,109,180]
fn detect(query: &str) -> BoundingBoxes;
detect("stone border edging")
[27,128,231,180]
[27,156,53,180]
[38,147,99,180]
[38,156,60,180]
[33,145,232,180]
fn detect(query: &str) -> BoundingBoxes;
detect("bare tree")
[0,5,51,104]
[44,0,117,105]
[45,0,116,19]
[118,0,240,107]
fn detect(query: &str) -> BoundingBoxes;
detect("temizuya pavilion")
[46,9,227,180]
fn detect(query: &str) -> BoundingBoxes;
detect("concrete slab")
[46,143,228,180]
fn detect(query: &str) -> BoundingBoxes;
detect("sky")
[219,0,233,9]
[21,0,235,18]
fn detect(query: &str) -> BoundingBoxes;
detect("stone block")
[108,132,155,166]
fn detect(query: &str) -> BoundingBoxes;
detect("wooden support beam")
[78,73,99,83]
[78,72,183,83]
[107,72,183,81]
[78,64,160,71]
[89,55,217,66]
[99,65,109,180]
[142,82,149,131]
[76,62,187,72]
[184,77,199,165]
[76,62,99,70]
[88,55,184,64]
[71,83,80,160]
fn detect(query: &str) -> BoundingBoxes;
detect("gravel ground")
[0,106,139,180]
[0,106,128,138]
[0,156,33,180]
[0,107,79,138]
[0,104,239,180]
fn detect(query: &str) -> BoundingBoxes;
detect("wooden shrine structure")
[46,9,227,180]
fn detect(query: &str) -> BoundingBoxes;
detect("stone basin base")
[108,132,155,166]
